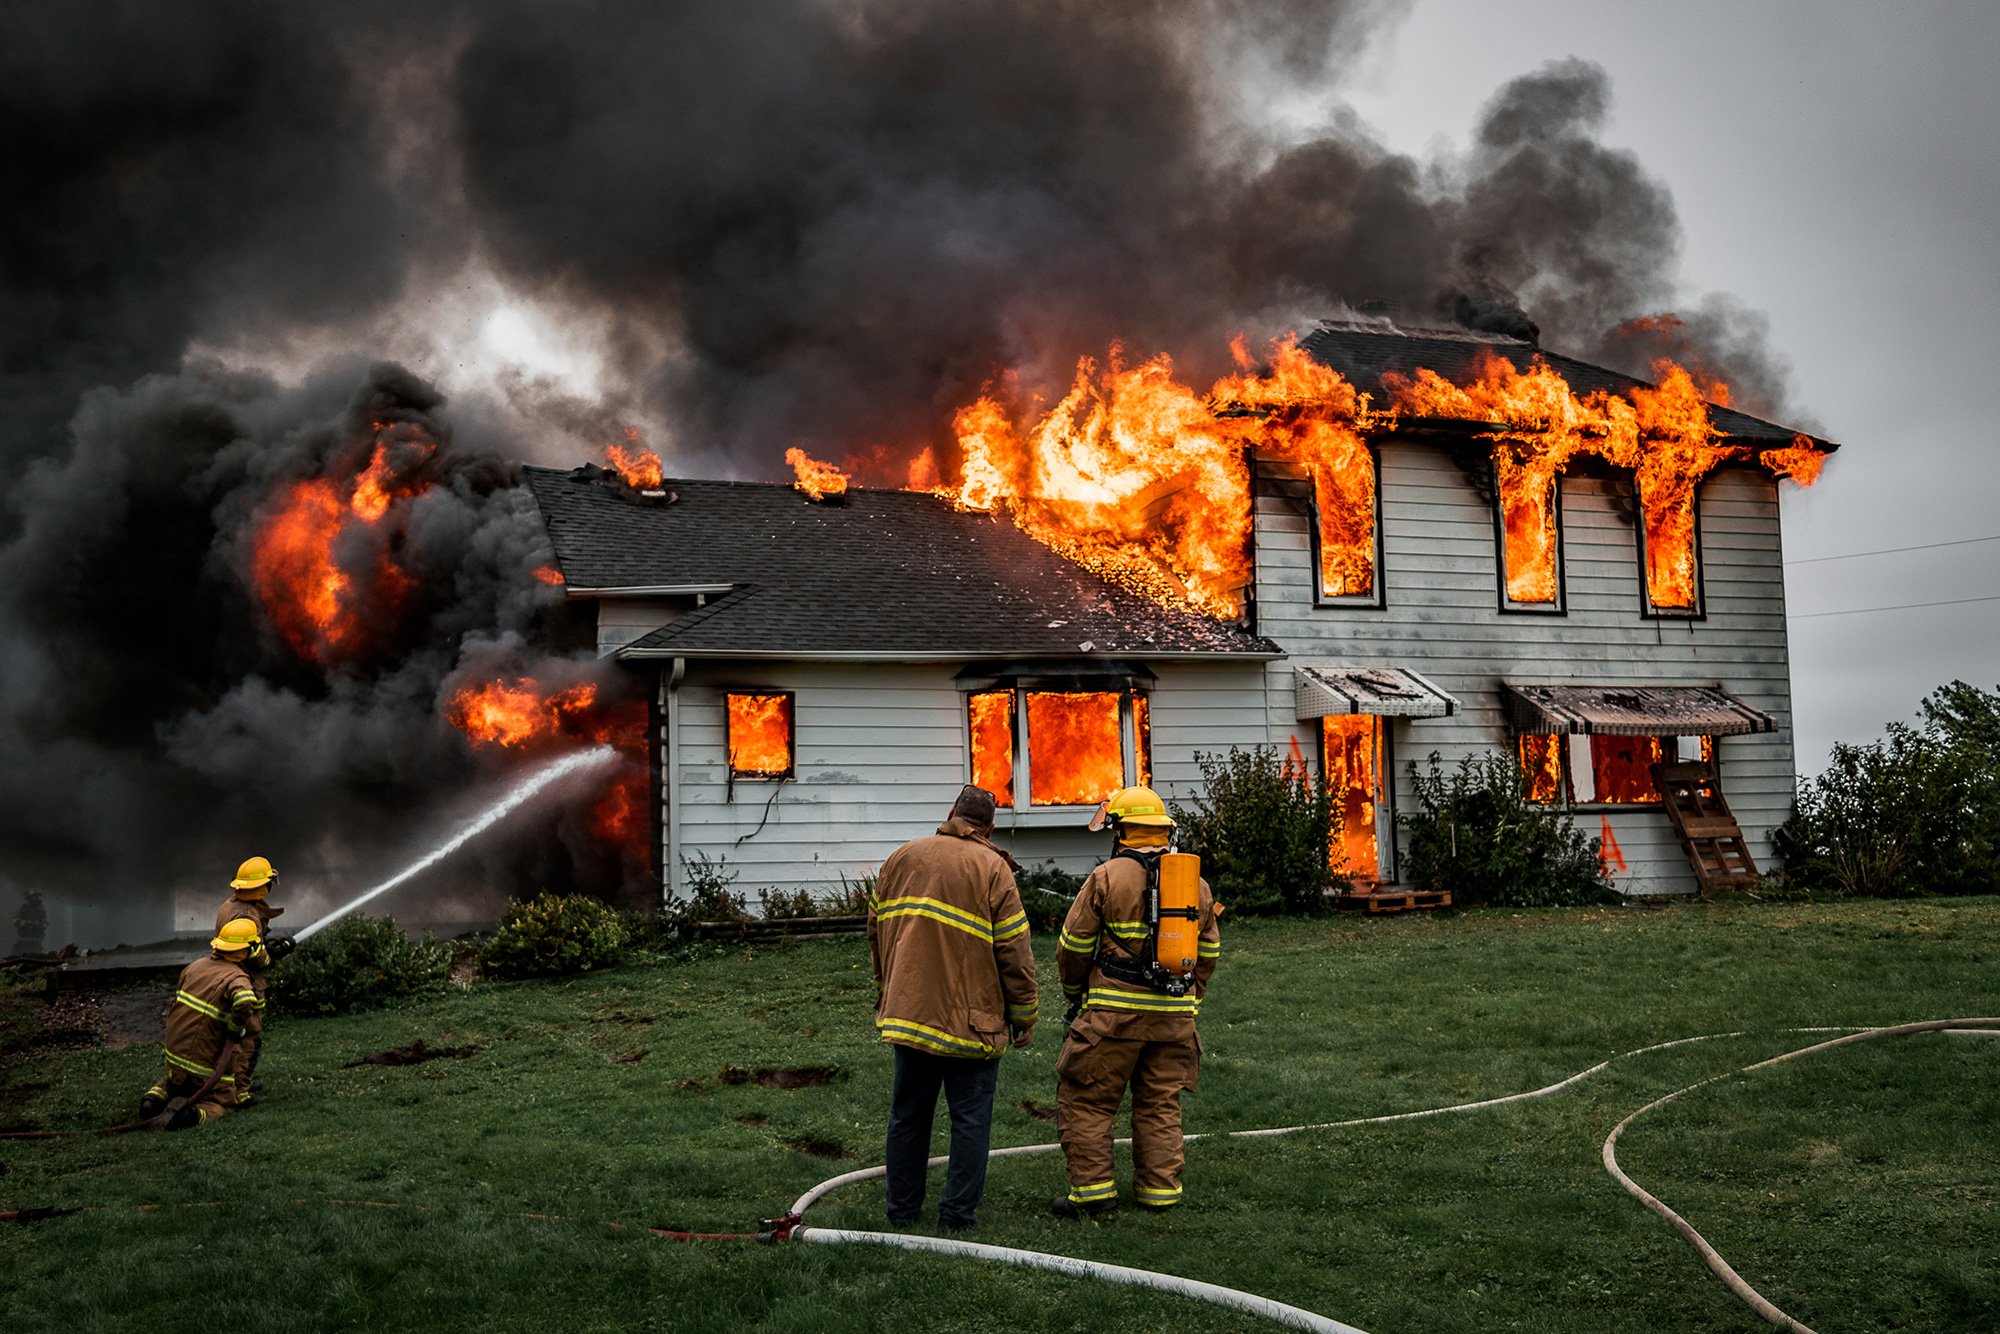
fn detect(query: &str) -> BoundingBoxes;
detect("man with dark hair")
[868,785,1037,1230]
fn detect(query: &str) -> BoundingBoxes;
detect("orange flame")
[1024,691,1125,807]
[1519,734,1565,803]
[532,565,566,586]
[250,422,434,663]
[726,693,793,775]
[446,675,650,854]
[1322,716,1378,880]
[785,447,850,501]
[1760,437,1827,487]
[968,691,1016,806]
[606,429,664,488]
[1590,735,1668,803]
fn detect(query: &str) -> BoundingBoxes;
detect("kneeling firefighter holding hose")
[137,918,268,1129]
[1052,786,1220,1217]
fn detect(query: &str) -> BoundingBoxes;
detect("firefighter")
[869,785,1038,1230]
[1052,785,1220,1217]
[214,856,293,1106]
[138,918,267,1129]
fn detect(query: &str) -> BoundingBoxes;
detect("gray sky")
[1340,0,2000,769]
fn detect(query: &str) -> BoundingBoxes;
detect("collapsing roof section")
[522,466,1283,660]
[1301,320,1837,449]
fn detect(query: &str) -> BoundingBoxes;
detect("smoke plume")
[1,2,1803,942]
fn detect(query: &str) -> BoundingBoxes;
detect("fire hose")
[9,1021,1998,1330]
[0,1037,239,1141]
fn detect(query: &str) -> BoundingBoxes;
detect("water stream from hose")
[293,746,619,943]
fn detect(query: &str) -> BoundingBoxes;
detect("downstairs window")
[966,688,1152,810]
[1519,733,1714,806]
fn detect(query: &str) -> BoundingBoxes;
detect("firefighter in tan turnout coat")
[213,856,295,1105]
[139,918,267,1128]
[869,785,1037,1229]
[1053,785,1220,1216]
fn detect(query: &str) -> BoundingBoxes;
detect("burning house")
[527,319,1832,902]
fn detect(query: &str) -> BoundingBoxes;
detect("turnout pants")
[1055,1029,1200,1208]
[230,976,267,1104]
[142,1066,239,1126]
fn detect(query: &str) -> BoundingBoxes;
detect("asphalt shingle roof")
[1300,321,1834,447]
[522,467,1282,659]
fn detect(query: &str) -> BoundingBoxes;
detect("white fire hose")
[781,1018,2000,1333]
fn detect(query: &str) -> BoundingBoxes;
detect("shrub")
[1776,680,2000,897]
[269,914,455,1016]
[758,886,819,919]
[480,893,629,980]
[826,871,877,916]
[1016,860,1085,933]
[665,852,751,927]
[1167,746,1339,916]
[1400,751,1612,908]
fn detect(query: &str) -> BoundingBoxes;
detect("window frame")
[1635,478,1710,620]
[723,689,797,782]
[964,686,1153,814]
[1492,469,1569,616]
[1308,441,1387,610]
[1518,732,1716,810]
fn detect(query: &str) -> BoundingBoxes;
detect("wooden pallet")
[1651,761,1761,896]
[1338,887,1452,914]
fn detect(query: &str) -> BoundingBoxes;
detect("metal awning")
[1501,683,1775,737]
[1295,665,1459,719]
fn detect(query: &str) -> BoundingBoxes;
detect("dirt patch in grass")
[719,1064,841,1089]
[1019,1099,1059,1123]
[344,1039,483,1068]
[783,1133,858,1160]
[595,1008,656,1026]
[736,1113,768,1127]
[612,1049,646,1065]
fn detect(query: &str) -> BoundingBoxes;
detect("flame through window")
[1518,734,1714,806]
[966,689,1149,809]
[726,692,794,777]
[1322,716,1381,880]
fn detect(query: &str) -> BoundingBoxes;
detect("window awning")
[1502,683,1775,737]
[1296,665,1459,719]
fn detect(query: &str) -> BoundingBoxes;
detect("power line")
[1788,592,2000,620]
[1786,533,2000,565]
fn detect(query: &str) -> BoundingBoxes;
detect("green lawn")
[4,899,1998,1333]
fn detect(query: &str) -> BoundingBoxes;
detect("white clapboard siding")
[1254,444,1795,896]
[664,659,1270,903]
[595,598,688,656]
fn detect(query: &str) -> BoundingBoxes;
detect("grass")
[2,898,1997,1332]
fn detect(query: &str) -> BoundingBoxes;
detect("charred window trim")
[1308,440,1387,611]
[1493,471,1569,616]
[962,684,1153,812]
[1636,478,1710,621]
[723,688,796,781]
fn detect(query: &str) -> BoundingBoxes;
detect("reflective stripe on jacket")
[1056,853,1220,1041]
[870,818,1038,1058]
[164,954,261,1075]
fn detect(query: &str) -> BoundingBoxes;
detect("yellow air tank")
[1155,852,1202,975]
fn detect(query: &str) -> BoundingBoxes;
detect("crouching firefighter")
[1052,786,1220,1217]
[138,918,267,1129]
[214,855,293,1106]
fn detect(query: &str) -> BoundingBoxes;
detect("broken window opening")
[1519,733,1715,807]
[1310,438,1379,604]
[725,691,794,779]
[1494,455,1562,610]
[1637,479,1705,615]
[966,688,1152,810]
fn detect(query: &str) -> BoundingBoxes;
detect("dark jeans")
[884,1044,1000,1226]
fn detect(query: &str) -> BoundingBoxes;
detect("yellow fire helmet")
[230,856,277,893]
[1104,785,1175,827]
[211,917,263,955]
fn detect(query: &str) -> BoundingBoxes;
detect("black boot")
[1050,1195,1115,1220]
[138,1093,166,1119]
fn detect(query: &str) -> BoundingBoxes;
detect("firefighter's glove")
[1011,1025,1033,1049]
[165,1104,202,1132]
[265,934,297,963]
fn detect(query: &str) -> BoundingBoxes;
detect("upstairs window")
[1310,444,1382,607]
[1494,452,1564,612]
[966,688,1152,810]
[1637,478,1706,617]
[1519,733,1714,806]
[726,691,794,779]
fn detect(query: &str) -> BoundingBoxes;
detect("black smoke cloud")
[2,2,1804,940]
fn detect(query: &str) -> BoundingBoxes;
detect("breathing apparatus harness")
[1092,846,1200,999]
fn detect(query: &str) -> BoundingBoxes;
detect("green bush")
[757,886,819,919]
[1167,746,1340,916]
[826,871,877,916]
[268,914,455,1016]
[664,852,751,928]
[480,893,629,980]
[1401,751,1612,908]
[1016,860,1085,933]
[1776,680,2000,898]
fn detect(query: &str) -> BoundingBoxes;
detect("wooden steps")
[1338,887,1452,914]
[1651,762,1761,896]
